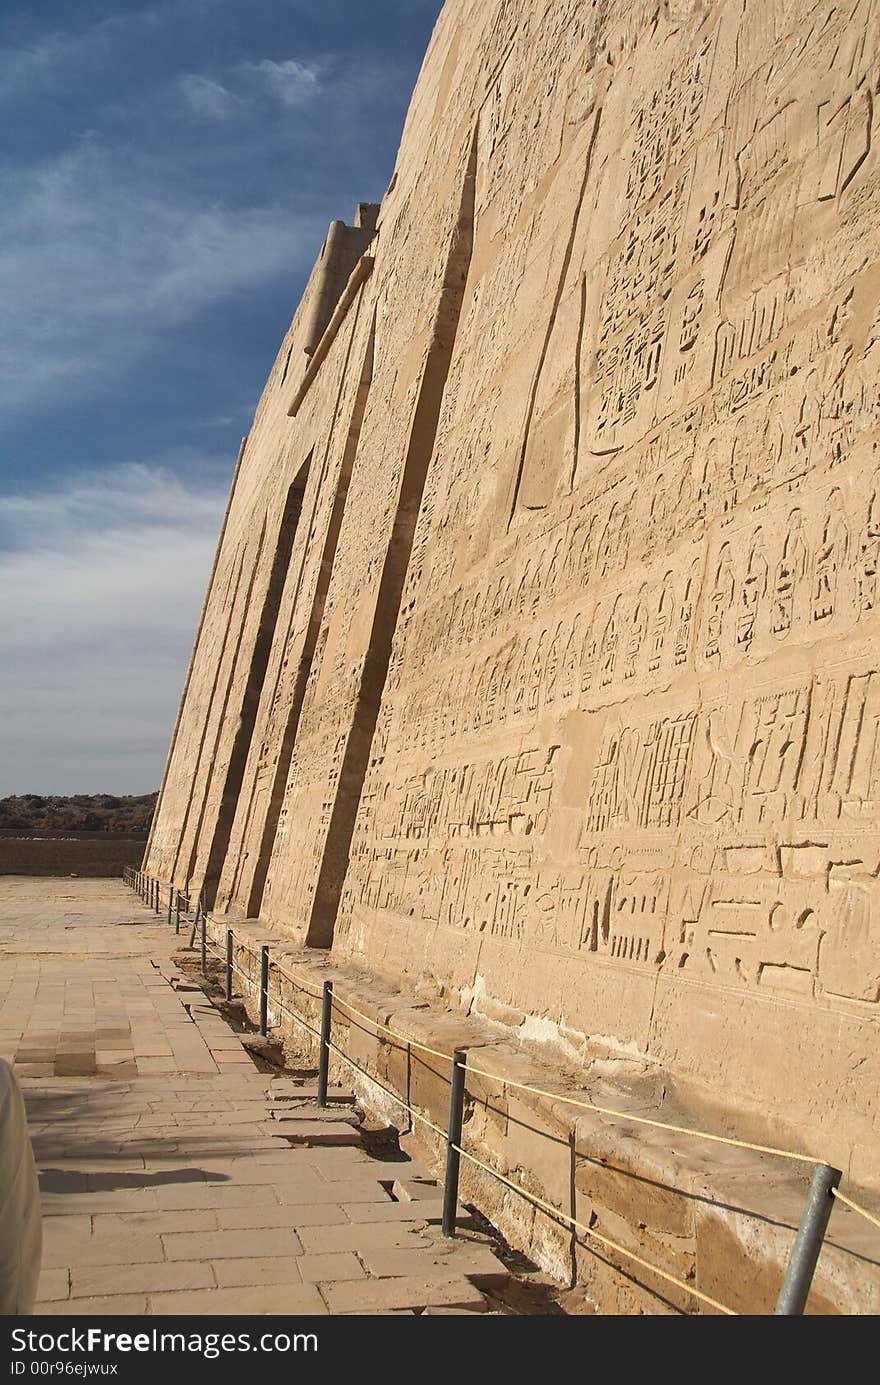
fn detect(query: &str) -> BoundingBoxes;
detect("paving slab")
[1,878,507,1316]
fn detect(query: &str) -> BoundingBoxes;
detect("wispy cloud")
[178,72,243,120]
[0,135,314,410]
[240,57,322,106]
[180,57,323,119]
[0,465,227,793]
[0,0,441,789]
[0,1,226,104]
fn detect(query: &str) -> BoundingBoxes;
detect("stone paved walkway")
[0,878,508,1315]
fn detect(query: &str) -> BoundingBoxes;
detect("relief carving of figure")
[812,488,849,624]
[772,510,809,638]
[704,544,734,664]
[736,528,768,653]
[858,476,880,615]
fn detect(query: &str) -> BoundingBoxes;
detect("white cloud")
[0,31,71,103]
[0,1,225,104]
[0,465,227,794]
[178,72,243,120]
[0,136,312,410]
[240,58,322,107]
[180,57,322,118]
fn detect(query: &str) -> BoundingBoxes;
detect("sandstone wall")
[146,0,880,1169]
[0,837,141,877]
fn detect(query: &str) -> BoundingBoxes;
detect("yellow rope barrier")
[325,1038,447,1140]
[181,896,876,1305]
[464,1062,819,1167]
[331,992,455,1064]
[199,902,813,1169]
[831,1186,880,1233]
[276,966,324,1001]
[452,1142,737,1316]
[206,916,819,1170]
[203,913,325,1000]
[203,937,323,1042]
[270,992,322,1043]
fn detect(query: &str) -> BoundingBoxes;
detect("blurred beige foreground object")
[0,1059,42,1314]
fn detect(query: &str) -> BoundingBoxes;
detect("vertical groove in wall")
[218,289,369,915]
[169,546,249,888]
[508,106,602,521]
[304,128,479,947]
[198,471,309,907]
[243,311,377,919]
[177,519,269,893]
[144,435,248,870]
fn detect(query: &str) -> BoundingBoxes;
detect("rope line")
[202,938,322,1041]
[464,1062,819,1167]
[203,913,324,1000]
[331,992,455,1063]
[452,1142,737,1316]
[211,917,818,1169]
[126,875,877,1309]
[131,883,828,1174]
[325,1038,446,1139]
[270,992,322,1043]
[275,965,324,1001]
[202,937,247,975]
[831,1186,880,1233]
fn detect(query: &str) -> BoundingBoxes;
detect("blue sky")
[0,0,442,794]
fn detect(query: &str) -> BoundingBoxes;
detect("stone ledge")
[206,913,880,1315]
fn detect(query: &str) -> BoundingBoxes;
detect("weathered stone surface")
[145,0,880,1175]
[3,880,508,1317]
[143,0,880,1310]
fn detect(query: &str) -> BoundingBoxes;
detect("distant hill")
[0,793,158,835]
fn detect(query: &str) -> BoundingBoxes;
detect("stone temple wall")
[0,837,140,877]
[145,0,880,1170]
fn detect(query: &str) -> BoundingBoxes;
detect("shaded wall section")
[144,210,377,904]
[147,0,880,1167]
[216,307,377,921]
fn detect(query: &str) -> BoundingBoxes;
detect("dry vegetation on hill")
[0,793,157,834]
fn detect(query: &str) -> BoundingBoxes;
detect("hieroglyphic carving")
[148,0,880,1162]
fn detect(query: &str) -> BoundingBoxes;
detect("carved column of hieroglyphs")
[147,0,880,1162]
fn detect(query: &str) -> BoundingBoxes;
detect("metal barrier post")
[774,1163,842,1314]
[154,879,160,914]
[442,1048,468,1238]
[259,946,270,1036]
[225,930,234,1003]
[175,891,181,935]
[317,981,333,1106]
[200,909,207,976]
[166,885,173,926]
